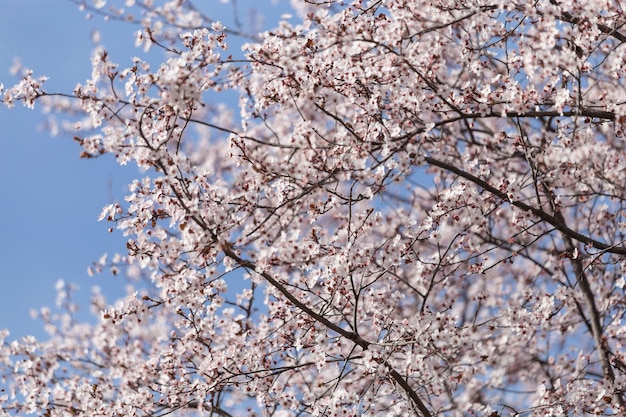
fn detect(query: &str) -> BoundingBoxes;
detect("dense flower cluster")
[2,0,626,416]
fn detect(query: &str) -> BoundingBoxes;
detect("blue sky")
[0,0,290,339]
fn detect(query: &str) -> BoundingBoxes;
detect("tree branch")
[219,244,432,416]
[424,156,626,255]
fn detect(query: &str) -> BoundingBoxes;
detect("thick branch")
[554,210,626,406]
[219,244,432,416]
[434,109,615,129]
[424,156,626,255]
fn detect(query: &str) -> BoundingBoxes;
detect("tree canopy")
[2,0,626,415]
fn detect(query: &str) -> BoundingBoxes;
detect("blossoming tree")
[2,0,626,415]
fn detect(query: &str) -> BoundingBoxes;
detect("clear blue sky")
[0,1,290,339]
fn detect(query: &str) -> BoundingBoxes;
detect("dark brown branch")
[388,369,433,417]
[424,156,626,255]
[558,10,626,44]
[434,109,615,129]
[555,210,626,407]
[219,244,432,417]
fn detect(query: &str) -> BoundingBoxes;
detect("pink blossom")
[2,0,626,416]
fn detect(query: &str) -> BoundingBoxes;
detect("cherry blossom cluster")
[1,0,626,416]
